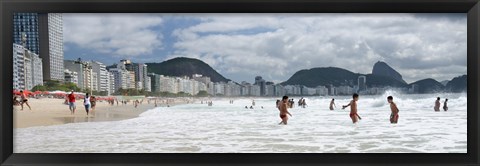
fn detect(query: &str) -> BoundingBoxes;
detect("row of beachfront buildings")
[13,41,418,97]
[14,44,419,97]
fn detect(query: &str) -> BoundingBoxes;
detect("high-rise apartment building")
[91,61,110,93]
[13,44,43,90]
[358,75,367,92]
[39,13,64,81]
[13,13,40,55]
[64,60,85,89]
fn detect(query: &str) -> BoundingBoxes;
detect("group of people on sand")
[277,93,401,125]
[434,97,448,111]
[12,90,32,110]
[67,90,96,116]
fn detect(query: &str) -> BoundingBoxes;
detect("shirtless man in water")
[342,93,360,124]
[329,98,336,110]
[388,96,399,124]
[278,96,292,125]
[434,97,441,112]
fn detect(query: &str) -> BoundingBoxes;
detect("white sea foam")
[14,92,467,153]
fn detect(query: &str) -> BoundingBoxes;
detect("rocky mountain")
[146,57,230,83]
[409,78,445,93]
[445,75,467,92]
[280,67,358,87]
[280,67,408,88]
[372,61,407,84]
[440,80,450,86]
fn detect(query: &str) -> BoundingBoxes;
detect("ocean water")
[14,91,467,153]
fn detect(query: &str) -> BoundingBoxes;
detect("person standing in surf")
[329,98,336,110]
[342,93,361,124]
[443,99,448,111]
[84,93,91,116]
[434,97,441,112]
[278,95,292,125]
[387,96,399,124]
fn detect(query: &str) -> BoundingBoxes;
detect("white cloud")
[63,13,163,57]
[169,13,467,84]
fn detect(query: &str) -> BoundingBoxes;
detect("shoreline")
[13,98,188,129]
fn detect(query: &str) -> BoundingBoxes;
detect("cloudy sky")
[63,13,467,84]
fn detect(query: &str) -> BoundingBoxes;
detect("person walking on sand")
[387,96,399,124]
[342,93,361,124]
[67,90,76,115]
[90,96,97,111]
[19,90,31,110]
[434,97,441,112]
[329,98,336,110]
[278,96,293,125]
[84,93,91,116]
[443,99,448,111]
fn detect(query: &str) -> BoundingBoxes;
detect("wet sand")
[13,98,184,128]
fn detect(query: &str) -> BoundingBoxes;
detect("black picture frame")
[1,0,479,165]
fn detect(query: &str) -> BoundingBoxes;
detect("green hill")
[280,67,408,88]
[409,78,445,93]
[445,75,467,92]
[146,57,230,83]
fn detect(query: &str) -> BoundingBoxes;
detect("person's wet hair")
[437,97,440,100]
[282,96,288,100]
[353,93,359,98]
[387,96,393,100]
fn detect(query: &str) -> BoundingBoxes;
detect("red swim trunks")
[280,114,287,119]
[350,113,355,117]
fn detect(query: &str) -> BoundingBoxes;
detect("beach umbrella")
[13,90,20,95]
[34,91,42,95]
[21,90,34,96]
[42,91,50,95]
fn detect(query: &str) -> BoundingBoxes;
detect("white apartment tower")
[39,13,64,81]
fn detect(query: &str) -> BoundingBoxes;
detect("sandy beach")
[13,98,188,128]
